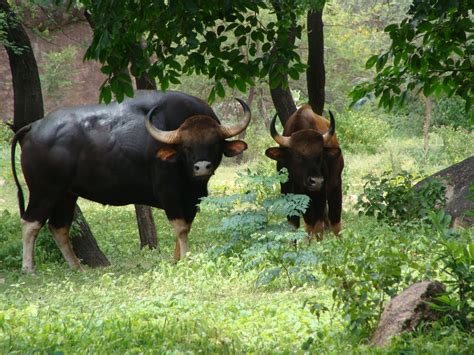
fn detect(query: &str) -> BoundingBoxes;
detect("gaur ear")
[156,147,178,161]
[223,140,248,157]
[265,147,286,161]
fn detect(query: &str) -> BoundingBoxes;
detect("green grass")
[1,124,473,353]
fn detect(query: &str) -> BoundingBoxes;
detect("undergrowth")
[1,140,472,352]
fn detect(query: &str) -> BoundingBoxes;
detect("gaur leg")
[21,219,43,273]
[48,194,82,270]
[162,188,200,261]
[303,195,326,242]
[21,194,56,273]
[327,183,343,236]
[170,219,191,261]
[287,215,300,230]
[281,179,300,230]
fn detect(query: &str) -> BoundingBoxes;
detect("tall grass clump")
[336,109,391,154]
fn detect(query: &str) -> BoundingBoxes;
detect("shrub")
[310,216,439,336]
[39,46,78,106]
[336,109,391,154]
[428,210,474,332]
[0,121,13,145]
[432,96,473,130]
[431,126,473,164]
[200,165,318,288]
[356,171,445,225]
[0,210,63,270]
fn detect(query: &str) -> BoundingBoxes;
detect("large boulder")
[415,156,474,227]
[371,281,445,347]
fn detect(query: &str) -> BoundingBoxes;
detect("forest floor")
[1,131,473,353]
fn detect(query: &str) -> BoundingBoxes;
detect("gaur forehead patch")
[179,116,222,143]
[290,130,324,156]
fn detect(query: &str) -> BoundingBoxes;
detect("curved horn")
[270,113,291,147]
[323,110,336,143]
[220,98,252,139]
[145,104,181,144]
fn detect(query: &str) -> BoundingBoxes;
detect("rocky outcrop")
[371,281,445,347]
[415,156,474,227]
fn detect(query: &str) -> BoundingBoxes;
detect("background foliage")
[1,0,474,352]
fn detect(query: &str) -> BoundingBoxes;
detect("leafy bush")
[0,122,13,145]
[336,109,391,154]
[0,210,63,270]
[431,126,473,164]
[310,218,437,336]
[201,165,317,288]
[356,171,445,225]
[432,96,473,130]
[236,125,274,163]
[39,46,78,105]
[428,211,474,332]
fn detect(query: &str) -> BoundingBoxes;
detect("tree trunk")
[2,0,109,267]
[236,86,256,164]
[306,10,325,115]
[269,1,297,126]
[257,88,271,128]
[133,42,159,250]
[0,0,43,131]
[419,92,431,158]
[71,206,110,267]
[270,87,297,127]
[134,205,158,249]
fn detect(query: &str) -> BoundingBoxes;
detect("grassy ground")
[1,126,473,353]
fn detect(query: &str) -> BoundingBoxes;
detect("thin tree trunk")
[306,9,325,115]
[134,205,158,249]
[133,42,158,250]
[71,206,110,266]
[0,0,43,132]
[2,0,109,267]
[269,1,297,126]
[257,88,271,128]
[419,92,431,157]
[236,86,255,164]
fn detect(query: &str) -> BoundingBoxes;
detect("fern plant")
[201,165,317,288]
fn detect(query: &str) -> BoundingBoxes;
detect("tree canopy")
[81,0,324,103]
[350,0,474,112]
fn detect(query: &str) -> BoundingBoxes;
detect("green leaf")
[365,55,378,69]
[288,68,299,80]
[123,82,134,98]
[235,78,246,93]
[384,24,398,33]
[262,42,271,53]
[100,84,112,104]
[216,81,225,98]
[465,96,472,112]
[410,54,421,71]
[376,54,388,72]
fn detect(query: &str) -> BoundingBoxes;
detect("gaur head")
[265,111,336,192]
[145,99,250,180]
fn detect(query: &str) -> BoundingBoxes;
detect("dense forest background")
[0,0,472,353]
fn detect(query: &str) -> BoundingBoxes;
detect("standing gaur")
[265,105,344,239]
[11,90,251,273]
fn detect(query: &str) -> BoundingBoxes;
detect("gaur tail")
[10,125,31,218]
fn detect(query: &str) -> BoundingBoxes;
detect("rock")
[415,156,474,227]
[371,281,445,347]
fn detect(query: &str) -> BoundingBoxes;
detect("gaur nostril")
[193,161,213,176]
